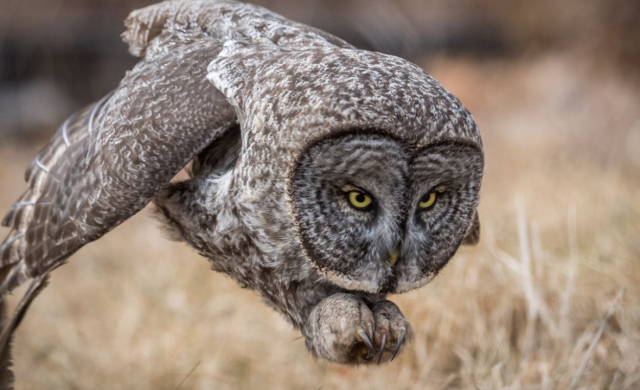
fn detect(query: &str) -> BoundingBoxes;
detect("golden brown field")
[1,53,639,389]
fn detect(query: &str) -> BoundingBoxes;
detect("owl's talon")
[391,328,406,361]
[371,300,413,364]
[356,326,373,352]
[376,332,387,364]
[366,324,375,359]
[304,294,411,365]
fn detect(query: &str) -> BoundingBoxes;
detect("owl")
[0,0,483,371]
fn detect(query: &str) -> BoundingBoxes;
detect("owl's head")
[208,45,483,294]
[289,131,482,294]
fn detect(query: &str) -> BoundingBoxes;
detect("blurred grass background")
[1,0,640,389]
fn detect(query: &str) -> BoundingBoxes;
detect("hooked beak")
[389,250,399,266]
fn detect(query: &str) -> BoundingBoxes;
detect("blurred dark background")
[1,0,639,139]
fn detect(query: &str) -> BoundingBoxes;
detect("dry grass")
[1,53,639,389]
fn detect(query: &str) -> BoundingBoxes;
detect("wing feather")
[0,41,236,293]
[122,0,353,60]
[0,2,353,382]
[0,0,351,296]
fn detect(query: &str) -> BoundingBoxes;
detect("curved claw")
[390,328,406,361]
[356,326,373,353]
[377,332,387,364]
[367,324,375,359]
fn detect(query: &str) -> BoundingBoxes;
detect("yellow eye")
[348,191,373,210]
[419,192,437,210]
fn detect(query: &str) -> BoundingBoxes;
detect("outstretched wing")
[0,39,235,292]
[0,0,353,295]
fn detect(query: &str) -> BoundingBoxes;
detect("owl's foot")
[304,293,413,365]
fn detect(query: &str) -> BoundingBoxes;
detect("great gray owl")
[0,0,483,369]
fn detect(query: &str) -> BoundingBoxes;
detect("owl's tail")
[0,299,14,390]
[0,276,49,389]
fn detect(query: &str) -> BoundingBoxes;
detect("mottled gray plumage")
[0,0,483,367]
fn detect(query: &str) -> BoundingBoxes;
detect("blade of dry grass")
[569,288,626,390]
[174,361,201,390]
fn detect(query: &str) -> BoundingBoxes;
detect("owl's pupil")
[355,193,366,203]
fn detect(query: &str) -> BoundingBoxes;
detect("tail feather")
[0,273,51,390]
[0,298,14,390]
